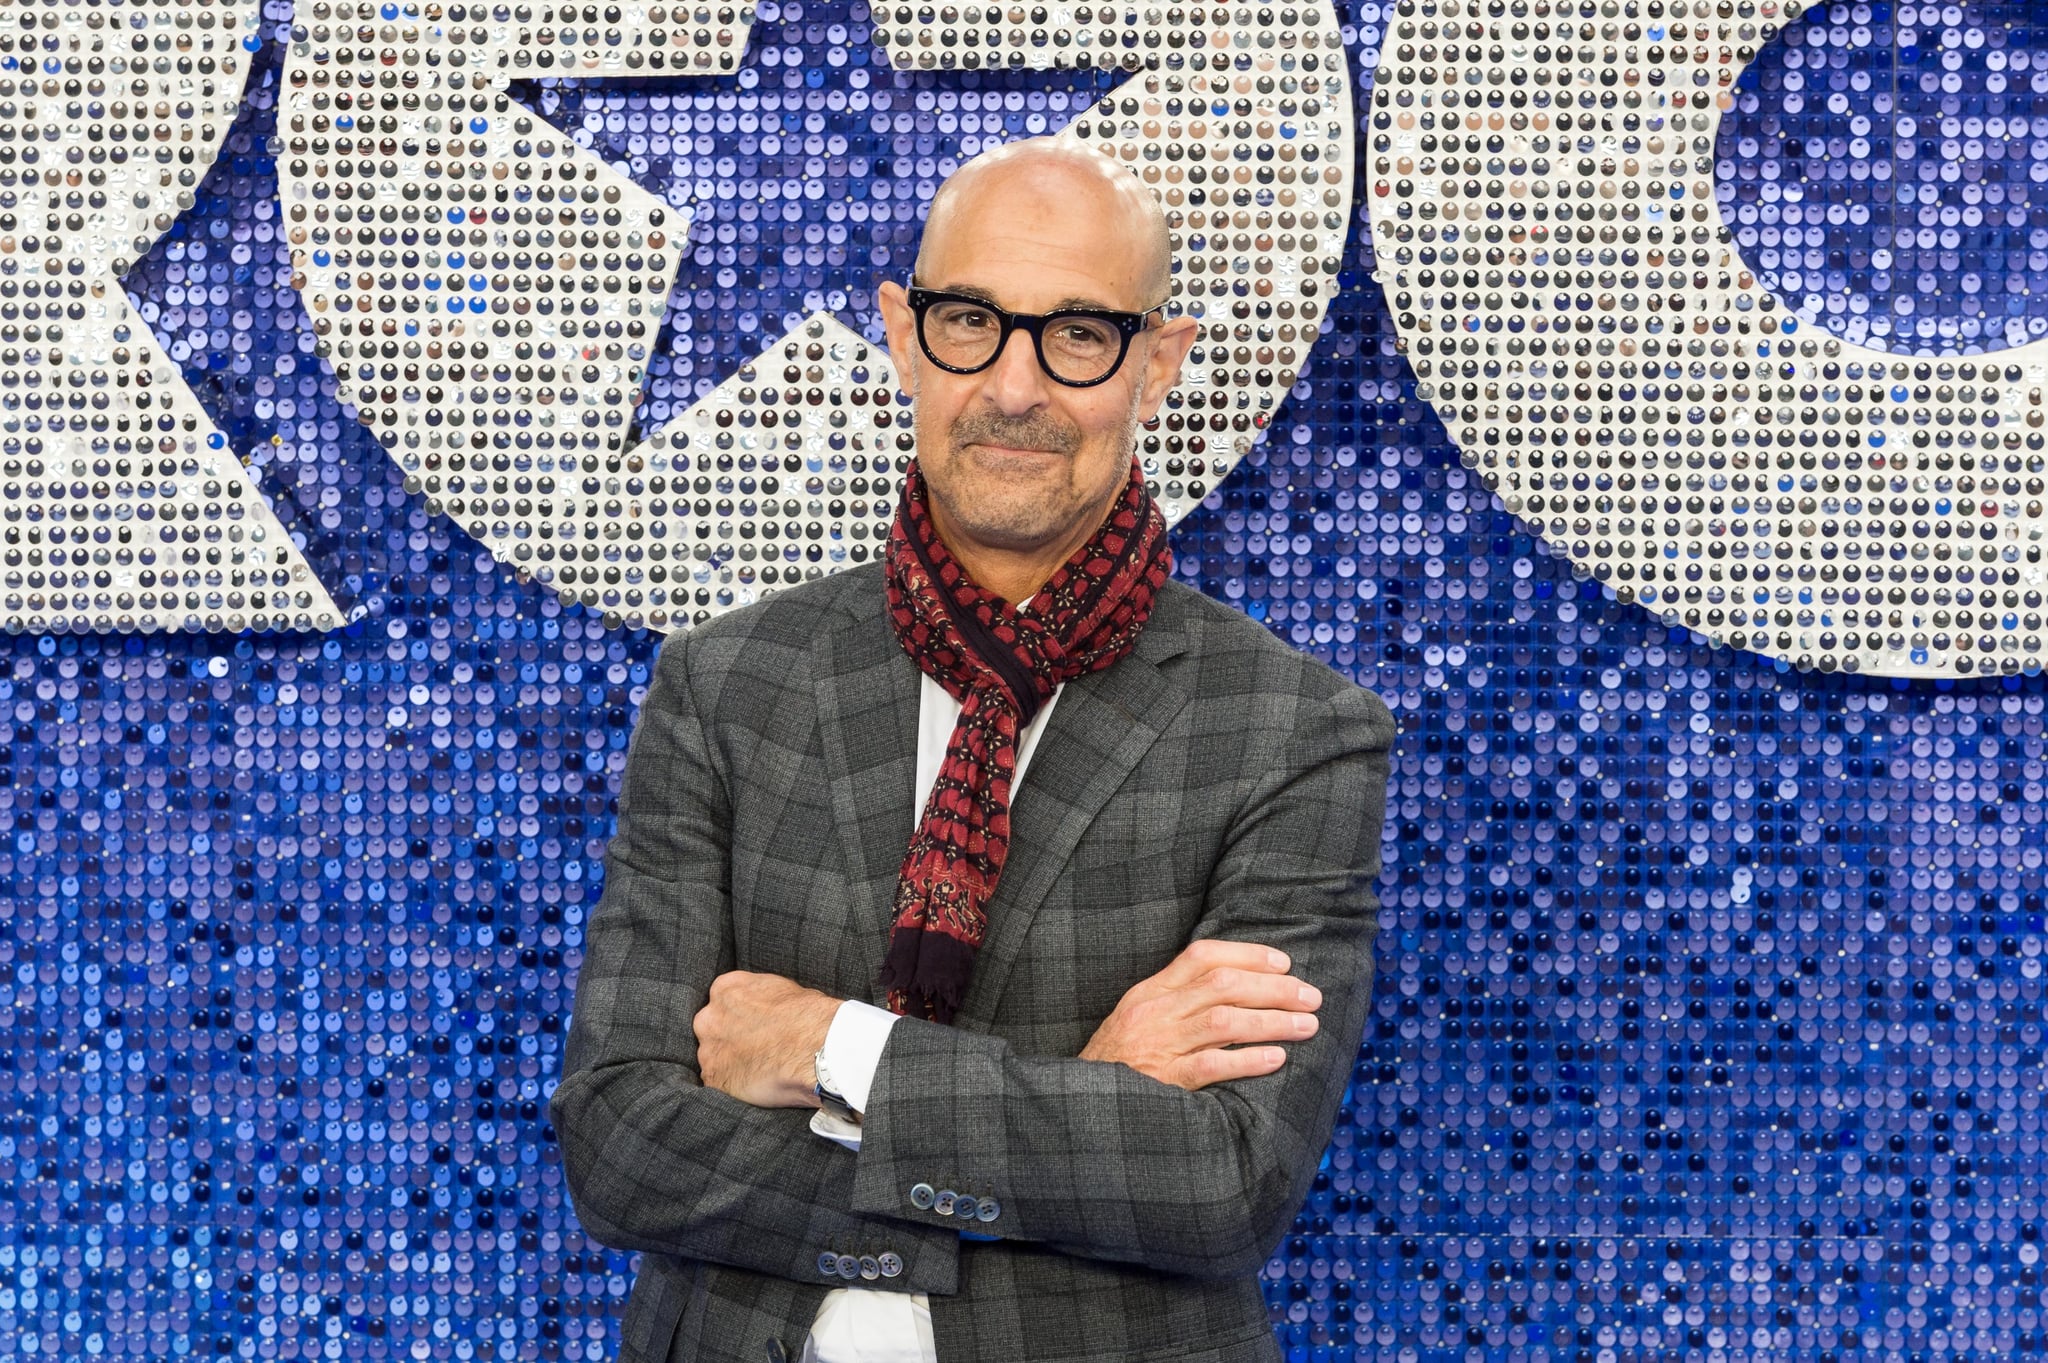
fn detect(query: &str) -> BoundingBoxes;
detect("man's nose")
[981,323,1052,415]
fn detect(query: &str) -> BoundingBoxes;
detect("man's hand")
[1078,939,1321,1091]
[694,971,844,1108]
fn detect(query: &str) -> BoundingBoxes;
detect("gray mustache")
[949,414,1082,456]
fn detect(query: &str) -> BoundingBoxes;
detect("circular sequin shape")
[280,1,1355,629]
[0,0,342,634]
[277,0,746,631]
[1369,0,2048,678]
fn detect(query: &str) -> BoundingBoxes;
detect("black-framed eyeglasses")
[905,280,1169,388]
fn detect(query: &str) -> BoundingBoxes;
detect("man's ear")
[1134,314,1198,425]
[876,279,918,399]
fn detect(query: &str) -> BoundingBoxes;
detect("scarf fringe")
[877,927,980,1026]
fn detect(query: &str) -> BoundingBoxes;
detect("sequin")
[277,0,1354,627]
[0,0,341,633]
[1372,0,2048,678]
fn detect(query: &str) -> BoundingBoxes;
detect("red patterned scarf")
[878,455,1172,1024]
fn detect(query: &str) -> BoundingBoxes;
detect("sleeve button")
[909,1182,936,1210]
[977,1196,1001,1222]
[817,1252,841,1277]
[877,1252,903,1278]
[858,1255,881,1280]
[836,1254,861,1280]
[933,1189,957,1216]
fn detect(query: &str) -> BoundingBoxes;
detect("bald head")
[915,138,1173,307]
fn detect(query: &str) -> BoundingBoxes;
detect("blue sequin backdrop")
[7,0,2045,1359]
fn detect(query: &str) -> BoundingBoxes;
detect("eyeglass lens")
[920,299,1126,384]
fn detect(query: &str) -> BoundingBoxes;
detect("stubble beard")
[917,383,1146,557]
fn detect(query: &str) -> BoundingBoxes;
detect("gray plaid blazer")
[551,560,1394,1363]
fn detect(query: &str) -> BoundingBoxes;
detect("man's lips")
[966,442,1069,458]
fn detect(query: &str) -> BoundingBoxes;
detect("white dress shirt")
[801,673,1065,1363]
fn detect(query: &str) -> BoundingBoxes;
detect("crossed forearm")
[687,939,1332,1278]
[692,938,1324,1114]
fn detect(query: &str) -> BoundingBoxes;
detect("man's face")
[878,161,1195,587]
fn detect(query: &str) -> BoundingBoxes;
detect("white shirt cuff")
[807,999,899,1151]
[807,1287,936,1362]
[809,1107,866,1151]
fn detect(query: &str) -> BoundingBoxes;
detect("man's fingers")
[1170,1044,1288,1091]
[1192,966,1322,1013]
[1188,1004,1320,1047]
[1154,938,1292,991]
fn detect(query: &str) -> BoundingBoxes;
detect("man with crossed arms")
[551,137,1395,1362]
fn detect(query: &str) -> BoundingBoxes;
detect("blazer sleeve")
[845,679,1394,1281]
[549,626,962,1296]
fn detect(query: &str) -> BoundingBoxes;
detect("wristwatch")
[813,1047,862,1125]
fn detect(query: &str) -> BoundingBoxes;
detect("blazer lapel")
[812,576,923,1005]
[954,592,1195,1030]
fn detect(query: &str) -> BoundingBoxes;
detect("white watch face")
[814,1052,848,1109]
